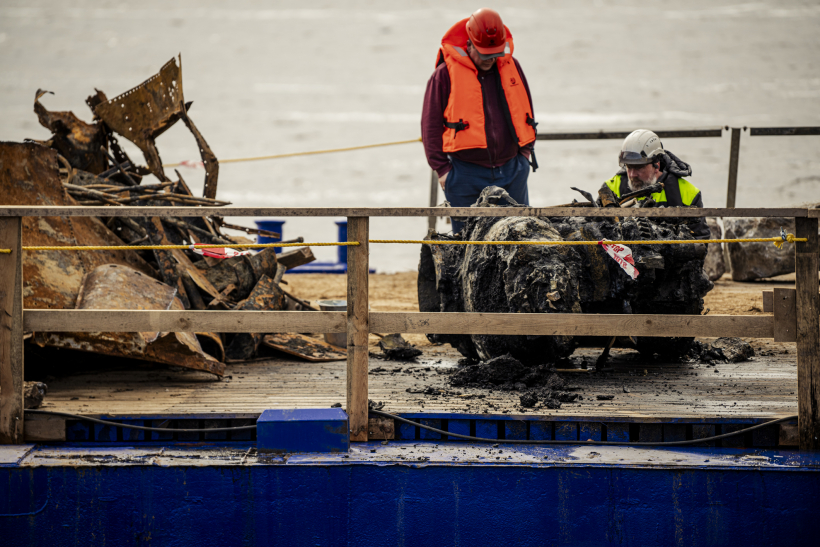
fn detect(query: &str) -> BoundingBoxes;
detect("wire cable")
[369,409,796,447]
[27,409,796,447]
[26,410,257,433]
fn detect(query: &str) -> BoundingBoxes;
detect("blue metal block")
[229,419,255,441]
[120,420,144,441]
[721,424,746,448]
[447,419,470,440]
[606,422,629,442]
[530,421,552,440]
[663,424,687,442]
[579,422,602,441]
[256,408,349,454]
[639,423,663,442]
[693,424,716,447]
[475,420,498,440]
[203,419,228,441]
[397,422,416,440]
[419,419,441,440]
[150,419,174,441]
[177,420,200,441]
[66,421,91,441]
[752,424,778,447]
[555,422,577,441]
[504,420,527,440]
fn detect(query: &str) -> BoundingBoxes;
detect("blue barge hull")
[3,442,819,546]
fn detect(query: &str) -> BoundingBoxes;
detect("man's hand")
[438,172,448,190]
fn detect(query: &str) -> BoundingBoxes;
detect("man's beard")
[627,172,659,192]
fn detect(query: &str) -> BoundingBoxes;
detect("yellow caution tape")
[0,235,805,254]
[162,138,423,168]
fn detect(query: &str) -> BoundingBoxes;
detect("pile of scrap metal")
[0,56,323,377]
[418,185,714,365]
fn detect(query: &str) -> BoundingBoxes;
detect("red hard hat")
[465,8,507,59]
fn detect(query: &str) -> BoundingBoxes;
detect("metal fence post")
[725,127,742,208]
[0,216,24,444]
[795,216,820,451]
[346,216,370,442]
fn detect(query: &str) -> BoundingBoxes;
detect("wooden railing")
[1,206,818,448]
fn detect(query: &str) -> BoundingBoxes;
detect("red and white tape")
[189,244,252,259]
[599,240,639,279]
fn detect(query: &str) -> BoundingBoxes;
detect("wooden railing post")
[346,216,369,442]
[0,217,24,444]
[795,216,820,450]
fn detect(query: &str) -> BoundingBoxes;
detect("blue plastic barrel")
[255,220,285,253]
[335,221,348,264]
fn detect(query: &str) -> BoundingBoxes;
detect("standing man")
[422,8,538,233]
[603,129,710,238]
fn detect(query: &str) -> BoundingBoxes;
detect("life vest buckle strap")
[444,118,470,135]
[526,114,538,129]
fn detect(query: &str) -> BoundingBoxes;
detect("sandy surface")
[2,1,819,272]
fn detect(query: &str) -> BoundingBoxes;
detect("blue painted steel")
[419,419,441,440]
[530,421,552,440]
[397,422,416,440]
[335,220,348,264]
[475,419,498,439]
[606,422,630,442]
[256,408,349,453]
[3,444,820,546]
[555,422,577,441]
[447,419,470,440]
[504,420,527,440]
[254,219,285,252]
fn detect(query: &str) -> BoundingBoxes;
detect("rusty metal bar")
[749,127,820,137]
[536,128,723,140]
[726,127,742,208]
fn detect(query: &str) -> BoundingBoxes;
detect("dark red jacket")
[422,57,535,178]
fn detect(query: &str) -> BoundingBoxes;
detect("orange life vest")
[436,18,537,153]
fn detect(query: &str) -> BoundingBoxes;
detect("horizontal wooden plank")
[0,206,809,219]
[809,209,820,218]
[24,310,346,333]
[24,310,775,338]
[370,312,774,339]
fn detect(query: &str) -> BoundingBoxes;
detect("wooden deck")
[35,337,797,421]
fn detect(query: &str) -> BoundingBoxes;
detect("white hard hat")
[618,129,664,167]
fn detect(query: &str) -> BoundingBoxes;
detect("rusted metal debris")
[0,57,326,379]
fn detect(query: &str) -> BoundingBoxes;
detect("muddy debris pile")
[1,56,328,378]
[449,354,580,409]
[419,185,714,365]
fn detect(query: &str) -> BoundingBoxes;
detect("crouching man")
[603,129,709,238]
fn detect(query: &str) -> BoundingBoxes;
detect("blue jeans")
[443,154,530,233]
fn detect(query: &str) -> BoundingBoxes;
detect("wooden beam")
[24,310,346,333]
[24,415,66,442]
[0,206,809,219]
[763,290,773,313]
[795,217,820,451]
[346,217,369,442]
[370,312,774,338]
[773,288,797,342]
[0,217,24,444]
[427,169,438,232]
[24,310,775,339]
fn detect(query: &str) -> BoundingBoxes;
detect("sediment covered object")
[418,186,713,364]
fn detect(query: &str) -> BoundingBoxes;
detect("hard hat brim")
[618,150,655,166]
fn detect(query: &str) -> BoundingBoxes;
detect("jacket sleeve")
[513,57,535,158]
[686,191,711,239]
[421,64,453,178]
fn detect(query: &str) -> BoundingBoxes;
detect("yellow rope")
[372,235,807,246]
[0,235,805,254]
[162,138,423,168]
